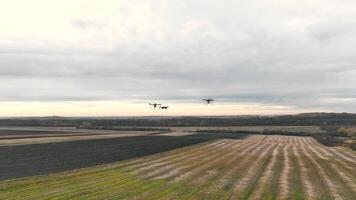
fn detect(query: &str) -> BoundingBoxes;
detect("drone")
[203,98,215,104]
[149,103,161,109]
[160,106,169,110]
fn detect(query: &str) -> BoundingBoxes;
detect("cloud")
[0,0,356,114]
[308,21,356,41]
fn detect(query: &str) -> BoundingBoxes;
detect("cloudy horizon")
[1,0,356,116]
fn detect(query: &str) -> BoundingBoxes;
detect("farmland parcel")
[1,135,355,199]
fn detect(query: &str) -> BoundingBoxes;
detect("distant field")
[203,126,323,133]
[0,131,161,146]
[198,125,323,133]
[0,127,168,145]
[113,125,324,133]
[0,127,157,138]
[0,129,78,136]
[1,135,355,199]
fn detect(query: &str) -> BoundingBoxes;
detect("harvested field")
[0,127,172,146]
[1,135,355,199]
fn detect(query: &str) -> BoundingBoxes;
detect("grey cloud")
[307,21,356,41]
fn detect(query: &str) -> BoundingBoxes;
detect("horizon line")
[0,112,352,119]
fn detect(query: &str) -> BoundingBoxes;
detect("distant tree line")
[317,125,356,150]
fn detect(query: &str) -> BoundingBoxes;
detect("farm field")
[0,127,167,146]
[0,133,245,180]
[0,131,161,146]
[0,129,88,140]
[112,125,324,133]
[0,127,159,138]
[1,135,355,199]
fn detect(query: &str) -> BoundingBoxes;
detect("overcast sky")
[0,0,356,116]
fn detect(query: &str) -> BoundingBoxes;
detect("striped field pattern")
[0,135,355,199]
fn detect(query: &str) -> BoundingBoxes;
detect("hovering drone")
[149,103,161,109]
[160,106,169,110]
[203,98,215,104]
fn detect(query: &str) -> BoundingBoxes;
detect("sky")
[0,0,356,116]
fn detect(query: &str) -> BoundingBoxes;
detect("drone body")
[203,98,215,104]
[149,103,161,109]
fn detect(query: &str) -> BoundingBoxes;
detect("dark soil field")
[0,133,246,180]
